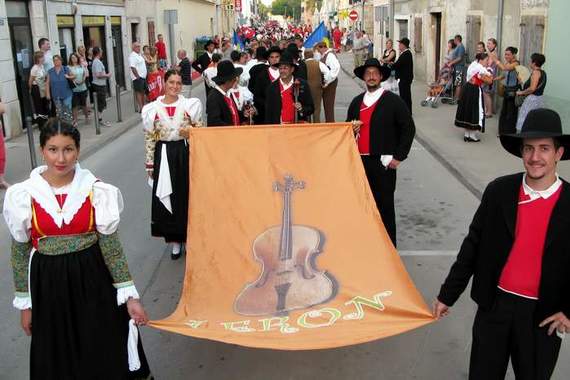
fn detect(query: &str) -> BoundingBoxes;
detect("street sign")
[349,10,359,21]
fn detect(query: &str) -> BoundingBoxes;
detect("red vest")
[223,96,240,126]
[498,185,562,298]
[357,98,381,154]
[31,194,95,249]
[280,82,295,124]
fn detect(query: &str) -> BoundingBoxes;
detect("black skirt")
[499,95,518,135]
[30,243,151,380]
[455,82,485,131]
[151,140,189,243]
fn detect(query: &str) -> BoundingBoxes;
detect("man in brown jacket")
[304,49,331,123]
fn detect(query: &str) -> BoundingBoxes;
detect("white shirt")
[305,58,333,84]
[279,78,294,91]
[322,49,340,83]
[268,67,280,81]
[43,50,54,72]
[203,66,218,89]
[520,174,562,204]
[129,51,147,80]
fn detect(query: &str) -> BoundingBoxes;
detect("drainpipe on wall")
[43,0,52,40]
[495,0,505,112]
[389,0,395,39]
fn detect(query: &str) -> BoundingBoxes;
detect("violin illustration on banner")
[234,175,338,316]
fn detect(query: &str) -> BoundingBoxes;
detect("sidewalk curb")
[340,62,483,200]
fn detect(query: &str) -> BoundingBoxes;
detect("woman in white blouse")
[2,119,152,379]
[142,69,203,259]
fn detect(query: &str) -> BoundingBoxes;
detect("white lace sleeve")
[183,97,203,124]
[2,183,32,243]
[141,102,157,132]
[92,182,124,235]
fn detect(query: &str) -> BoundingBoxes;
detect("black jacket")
[248,62,268,93]
[192,52,211,74]
[345,91,415,160]
[294,61,308,81]
[438,173,570,322]
[253,66,275,124]
[206,89,243,127]
[392,50,413,82]
[264,78,314,124]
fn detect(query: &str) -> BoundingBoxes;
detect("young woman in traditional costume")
[454,53,493,142]
[141,69,202,259]
[3,120,152,379]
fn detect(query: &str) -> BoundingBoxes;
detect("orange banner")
[149,123,434,350]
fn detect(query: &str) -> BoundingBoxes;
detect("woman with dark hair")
[476,41,486,54]
[141,69,202,259]
[2,119,152,379]
[455,53,493,142]
[68,53,89,126]
[494,46,520,134]
[515,53,547,132]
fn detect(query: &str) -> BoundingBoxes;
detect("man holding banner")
[346,58,416,246]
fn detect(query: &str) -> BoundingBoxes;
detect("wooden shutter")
[466,15,481,62]
[519,16,545,66]
[414,17,423,53]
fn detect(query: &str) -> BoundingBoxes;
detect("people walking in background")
[29,51,49,124]
[45,55,74,122]
[176,49,192,98]
[143,45,157,73]
[494,46,520,135]
[454,53,493,142]
[86,47,95,106]
[247,46,268,95]
[333,26,343,53]
[253,46,281,124]
[193,40,216,95]
[203,53,222,93]
[129,42,148,113]
[482,38,498,118]
[315,41,340,122]
[0,100,9,189]
[90,47,112,127]
[450,34,466,102]
[145,63,164,102]
[38,38,54,72]
[435,108,570,380]
[155,34,168,69]
[3,120,152,378]
[142,69,202,259]
[304,49,331,123]
[362,31,373,60]
[264,52,314,124]
[346,58,416,246]
[68,53,89,127]
[515,53,547,133]
[381,39,396,64]
[391,38,414,113]
[352,31,368,68]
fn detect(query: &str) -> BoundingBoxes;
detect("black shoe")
[464,136,469,142]
[171,252,181,260]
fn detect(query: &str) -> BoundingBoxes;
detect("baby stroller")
[421,65,454,108]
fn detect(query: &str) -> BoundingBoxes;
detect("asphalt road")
[0,67,567,379]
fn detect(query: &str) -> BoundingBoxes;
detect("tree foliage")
[271,0,302,19]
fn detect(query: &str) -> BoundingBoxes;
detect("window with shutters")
[414,17,423,53]
[519,15,545,66]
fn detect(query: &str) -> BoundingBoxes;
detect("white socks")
[171,243,181,255]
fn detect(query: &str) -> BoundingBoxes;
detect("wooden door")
[519,16,545,66]
[466,15,481,62]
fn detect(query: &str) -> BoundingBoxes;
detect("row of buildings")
[1,0,257,139]
[310,0,568,125]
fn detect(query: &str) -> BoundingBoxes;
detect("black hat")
[286,43,301,59]
[500,108,570,160]
[278,52,296,67]
[398,38,410,48]
[353,58,392,82]
[204,40,215,49]
[212,61,243,85]
[256,46,268,60]
[267,46,282,56]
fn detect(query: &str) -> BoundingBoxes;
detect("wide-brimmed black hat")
[212,61,243,85]
[354,58,392,82]
[500,108,570,160]
[267,46,282,56]
[398,38,410,48]
[204,40,215,49]
[286,43,301,59]
[278,52,296,67]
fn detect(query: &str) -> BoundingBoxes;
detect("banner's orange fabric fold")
[149,123,434,350]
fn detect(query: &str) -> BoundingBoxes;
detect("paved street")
[0,55,568,379]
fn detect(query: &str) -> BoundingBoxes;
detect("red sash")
[223,96,240,126]
[280,82,295,124]
[358,99,381,154]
